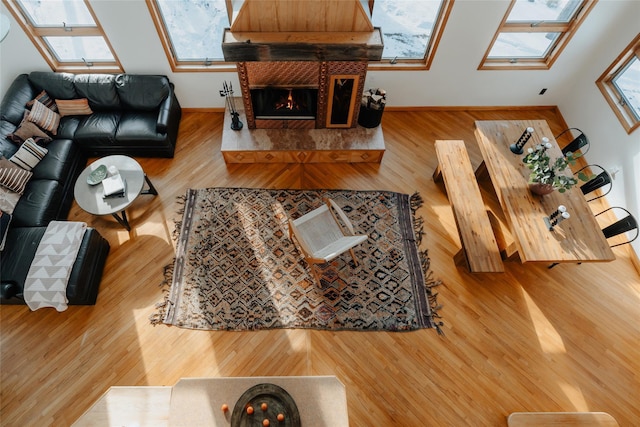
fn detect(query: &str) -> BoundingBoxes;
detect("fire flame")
[276,89,297,111]
[286,90,294,109]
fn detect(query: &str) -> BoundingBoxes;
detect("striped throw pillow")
[27,100,60,135]
[0,157,33,194]
[26,90,59,113]
[9,138,48,171]
[56,98,93,117]
[7,117,53,145]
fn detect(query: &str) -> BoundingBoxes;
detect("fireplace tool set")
[220,81,243,130]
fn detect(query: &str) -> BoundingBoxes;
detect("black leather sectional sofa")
[0,72,182,306]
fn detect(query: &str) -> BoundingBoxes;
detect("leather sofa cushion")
[0,75,35,126]
[116,112,165,143]
[0,129,20,159]
[66,227,110,304]
[74,113,121,144]
[28,72,77,100]
[56,117,82,140]
[0,226,43,285]
[0,120,18,141]
[11,180,63,227]
[31,139,81,181]
[74,74,120,110]
[116,74,170,111]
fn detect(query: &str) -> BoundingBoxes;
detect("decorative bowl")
[87,165,108,185]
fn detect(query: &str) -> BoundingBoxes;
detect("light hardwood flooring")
[1,109,639,426]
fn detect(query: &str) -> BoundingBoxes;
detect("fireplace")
[251,87,318,120]
[219,1,386,163]
[236,61,368,129]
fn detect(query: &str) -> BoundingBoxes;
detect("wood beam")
[222,28,383,62]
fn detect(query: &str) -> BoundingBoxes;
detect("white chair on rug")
[288,198,368,285]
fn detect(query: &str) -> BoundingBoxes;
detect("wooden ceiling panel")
[230,0,373,32]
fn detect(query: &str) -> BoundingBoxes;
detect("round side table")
[74,155,157,230]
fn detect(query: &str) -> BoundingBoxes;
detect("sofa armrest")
[1,74,35,126]
[156,83,177,134]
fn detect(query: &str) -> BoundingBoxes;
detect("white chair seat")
[288,198,368,285]
[311,235,369,261]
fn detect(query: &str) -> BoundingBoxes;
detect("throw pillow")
[56,98,93,117]
[0,186,21,215]
[26,100,60,135]
[6,118,53,145]
[9,138,48,171]
[0,156,33,194]
[0,209,11,251]
[26,90,59,113]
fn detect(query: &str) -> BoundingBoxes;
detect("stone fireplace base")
[221,99,385,164]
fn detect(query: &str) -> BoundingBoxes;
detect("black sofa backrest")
[115,74,171,111]
[0,74,36,127]
[26,72,171,112]
[28,71,78,101]
[73,74,120,111]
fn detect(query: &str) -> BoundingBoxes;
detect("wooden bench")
[433,140,504,273]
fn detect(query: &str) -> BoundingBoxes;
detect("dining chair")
[548,206,637,269]
[575,164,612,202]
[288,198,368,285]
[595,207,638,248]
[556,127,590,157]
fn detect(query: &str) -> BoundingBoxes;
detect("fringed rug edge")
[149,193,186,326]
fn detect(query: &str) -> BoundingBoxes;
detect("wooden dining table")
[473,119,615,264]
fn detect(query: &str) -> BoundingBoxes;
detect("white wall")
[1,0,638,253]
[3,0,629,109]
[555,0,640,256]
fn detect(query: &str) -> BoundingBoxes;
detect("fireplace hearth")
[251,87,318,120]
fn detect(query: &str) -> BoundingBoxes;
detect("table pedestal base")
[111,175,158,230]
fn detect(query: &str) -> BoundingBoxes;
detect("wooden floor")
[1,109,639,426]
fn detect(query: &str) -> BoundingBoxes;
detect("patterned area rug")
[152,188,442,332]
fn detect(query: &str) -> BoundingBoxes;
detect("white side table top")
[74,155,145,216]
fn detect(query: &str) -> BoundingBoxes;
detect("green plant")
[522,139,591,193]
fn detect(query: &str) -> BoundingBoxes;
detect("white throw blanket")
[23,221,87,312]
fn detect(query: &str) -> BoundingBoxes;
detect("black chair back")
[578,165,612,202]
[596,207,639,248]
[561,132,589,156]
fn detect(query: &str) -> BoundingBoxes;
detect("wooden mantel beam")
[222,28,383,62]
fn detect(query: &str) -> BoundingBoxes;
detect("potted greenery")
[522,138,591,195]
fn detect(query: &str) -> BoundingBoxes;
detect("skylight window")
[370,0,452,69]
[4,0,122,72]
[480,0,596,70]
[597,33,640,134]
[147,0,230,70]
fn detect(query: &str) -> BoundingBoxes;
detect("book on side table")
[102,173,127,199]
